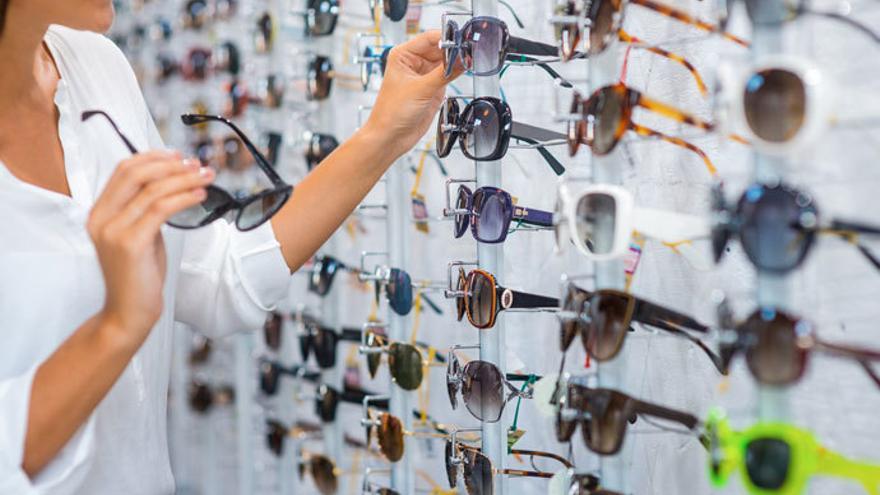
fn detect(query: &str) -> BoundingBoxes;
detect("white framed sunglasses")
[554,183,710,262]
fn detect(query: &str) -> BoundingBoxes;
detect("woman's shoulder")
[46,25,129,70]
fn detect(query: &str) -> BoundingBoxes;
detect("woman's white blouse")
[0,26,291,494]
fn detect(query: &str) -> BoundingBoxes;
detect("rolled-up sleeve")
[0,366,97,494]
[174,220,292,337]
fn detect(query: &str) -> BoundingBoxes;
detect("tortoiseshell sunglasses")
[567,83,748,176]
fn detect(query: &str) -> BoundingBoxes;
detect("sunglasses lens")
[745,438,791,490]
[463,450,493,495]
[267,421,285,456]
[436,98,460,158]
[168,186,232,229]
[560,289,584,352]
[316,386,339,422]
[744,310,806,385]
[308,56,333,100]
[454,186,470,238]
[456,270,467,322]
[259,362,279,395]
[462,361,504,422]
[310,0,338,35]
[575,192,617,255]
[312,327,338,368]
[387,269,414,315]
[472,189,510,243]
[585,291,631,360]
[442,19,458,73]
[461,100,502,160]
[583,389,627,455]
[378,413,405,462]
[744,69,806,143]
[263,312,282,350]
[444,441,458,488]
[311,455,338,495]
[446,354,461,409]
[587,0,616,55]
[555,404,576,442]
[237,188,291,231]
[388,343,423,391]
[554,1,580,60]
[586,87,624,155]
[567,94,586,157]
[384,0,407,21]
[738,185,813,272]
[467,272,495,328]
[462,19,505,75]
[366,332,383,379]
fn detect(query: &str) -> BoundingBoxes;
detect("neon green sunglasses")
[706,408,880,495]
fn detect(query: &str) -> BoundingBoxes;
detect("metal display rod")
[471,0,506,494]
[383,12,414,495]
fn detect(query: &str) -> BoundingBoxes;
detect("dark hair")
[0,0,7,36]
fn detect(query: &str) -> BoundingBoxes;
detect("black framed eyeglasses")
[436,97,566,176]
[81,110,293,231]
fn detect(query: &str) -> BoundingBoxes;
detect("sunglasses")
[258,359,320,396]
[441,16,565,78]
[548,471,623,495]
[82,110,293,231]
[446,351,535,423]
[362,330,444,391]
[188,380,234,414]
[304,132,340,172]
[706,408,880,495]
[359,44,393,90]
[363,409,448,463]
[712,182,880,274]
[554,182,711,261]
[446,438,573,495]
[722,0,880,43]
[266,419,368,457]
[188,334,213,364]
[567,83,735,176]
[307,55,334,101]
[181,46,213,81]
[298,452,341,495]
[718,306,880,388]
[453,268,559,329]
[369,0,408,22]
[254,11,277,53]
[297,0,340,37]
[559,284,725,373]
[309,255,354,296]
[452,185,554,244]
[557,382,700,455]
[370,266,444,317]
[437,97,567,176]
[300,320,364,369]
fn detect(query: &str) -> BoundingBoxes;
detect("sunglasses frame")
[446,348,535,423]
[458,268,560,329]
[454,185,555,244]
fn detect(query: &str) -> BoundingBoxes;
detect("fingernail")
[199,167,215,178]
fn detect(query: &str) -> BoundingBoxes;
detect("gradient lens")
[388,343,423,390]
[584,291,632,360]
[312,327,339,368]
[587,0,617,55]
[461,18,506,76]
[378,413,405,462]
[745,438,791,490]
[463,449,493,495]
[467,272,495,328]
[583,389,628,455]
[472,188,510,243]
[576,192,617,255]
[237,187,291,231]
[454,186,471,238]
[436,98,460,158]
[744,69,806,143]
[461,361,504,422]
[585,86,624,155]
[311,455,338,495]
[743,310,806,385]
[461,99,501,160]
[561,289,586,352]
[737,184,814,272]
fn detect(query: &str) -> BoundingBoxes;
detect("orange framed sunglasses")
[567,82,748,176]
[454,268,559,329]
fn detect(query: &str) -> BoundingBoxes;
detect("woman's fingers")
[91,153,197,228]
[108,166,215,230]
[127,188,209,245]
[397,30,443,64]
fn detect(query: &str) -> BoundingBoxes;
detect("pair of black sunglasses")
[712,182,880,274]
[81,110,292,231]
[437,97,567,176]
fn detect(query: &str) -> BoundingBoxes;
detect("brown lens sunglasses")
[454,268,559,329]
[560,284,726,374]
[567,82,749,176]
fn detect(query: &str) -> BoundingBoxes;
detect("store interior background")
[109,0,880,493]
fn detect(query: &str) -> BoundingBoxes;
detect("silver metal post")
[469,0,505,493]
[383,8,413,494]
[589,26,630,494]
[234,333,255,495]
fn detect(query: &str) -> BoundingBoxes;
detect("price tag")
[506,428,525,451]
[412,193,430,234]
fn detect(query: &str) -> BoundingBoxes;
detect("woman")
[0,0,458,492]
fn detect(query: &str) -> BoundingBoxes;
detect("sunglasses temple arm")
[644,319,727,374]
[801,8,880,45]
[341,387,389,409]
[617,30,707,96]
[830,219,880,237]
[632,399,700,431]
[340,327,364,342]
[421,293,445,315]
[81,110,140,154]
[629,123,717,176]
[504,55,573,88]
[510,122,567,176]
[507,36,560,57]
[505,290,559,310]
[497,468,554,479]
[497,0,525,28]
[508,449,574,469]
[511,207,554,228]
[630,0,749,47]
[814,340,880,389]
[812,445,880,490]
[634,299,709,333]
